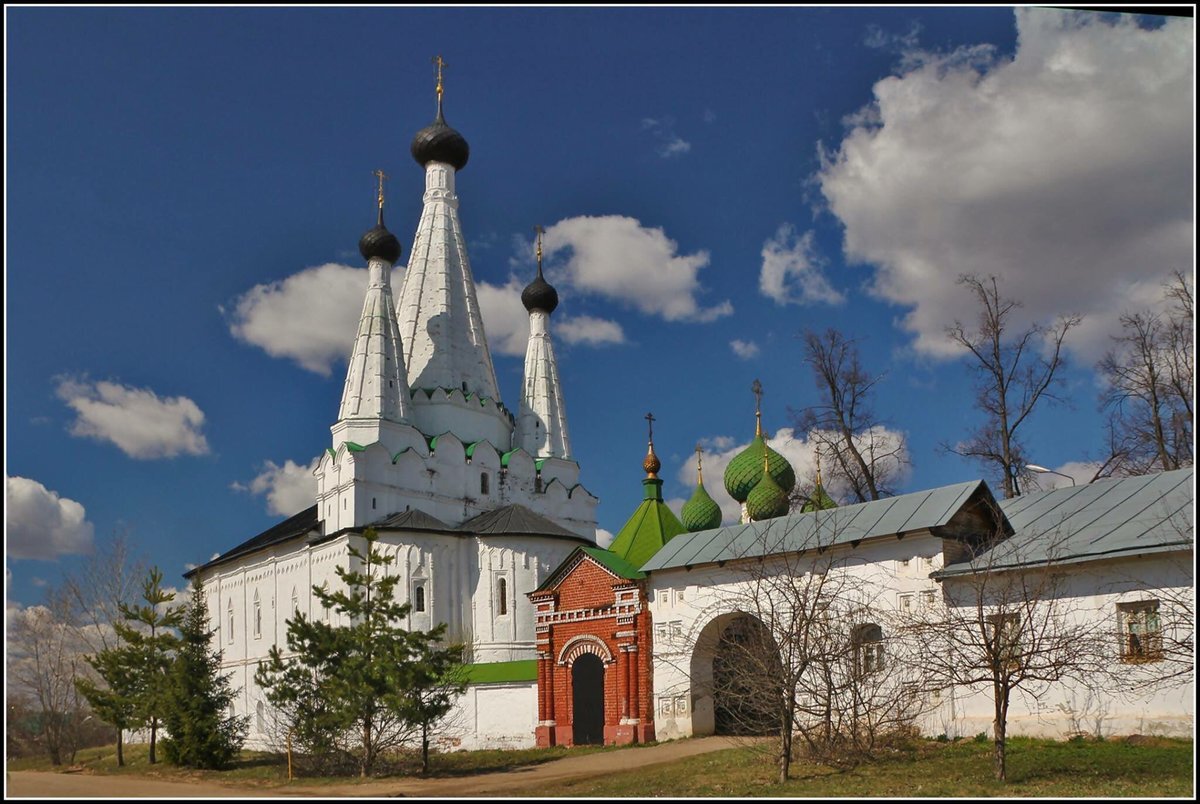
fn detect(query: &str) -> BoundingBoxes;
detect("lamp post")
[1026,464,1076,487]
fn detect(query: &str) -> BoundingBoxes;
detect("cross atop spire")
[752,378,764,437]
[433,54,446,114]
[695,443,705,484]
[643,412,660,479]
[534,225,545,277]
[373,168,388,223]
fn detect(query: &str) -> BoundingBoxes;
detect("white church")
[187,73,1194,752]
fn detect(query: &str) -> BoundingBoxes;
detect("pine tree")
[75,647,143,767]
[256,528,465,777]
[114,567,182,764]
[161,578,248,768]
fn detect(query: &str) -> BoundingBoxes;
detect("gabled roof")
[532,545,645,595]
[941,468,1194,575]
[185,505,319,578]
[608,478,687,569]
[458,504,589,541]
[641,480,990,572]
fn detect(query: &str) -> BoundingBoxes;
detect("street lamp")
[1026,464,1076,486]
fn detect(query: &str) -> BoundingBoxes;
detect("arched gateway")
[571,653,606,744]
[689,612,782,737]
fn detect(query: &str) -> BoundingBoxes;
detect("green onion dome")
[745,466,790,522]
[800,482,838,513]
[724,436,796,503]
[681,480,722,532]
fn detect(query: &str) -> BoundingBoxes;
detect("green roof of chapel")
[607,478,687,569]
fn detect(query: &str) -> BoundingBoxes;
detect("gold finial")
[534,225,544,277]
[433,54,446,112]
[815,450,824,489]
[643,412,661,478]
[751,378,764,438]
[373,168,388,221]
[695,444,705,485]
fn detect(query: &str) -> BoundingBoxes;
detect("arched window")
[853,623,884,676]
[481,472,490,495]
[256,701,265,734]
[253,591,262,639]
[227,600,234,643]
[498,577,508,616]
[291,587,299,616]
[414,584,426,613]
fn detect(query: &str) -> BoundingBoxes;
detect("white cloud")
[227,263,363,375]
[557,315,626,347]
[760,224,844,307]
[819,9,1192,360]
[55,377,209,459]
[595,528,615,549]
[545,216,732,323]
[730,339,760,360]
[234,457,320,516]
[675,427,911,525]
[641,117,692,159]
[475,278,531,357]
[6,476,95,560]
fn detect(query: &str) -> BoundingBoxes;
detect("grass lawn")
[511,736,1195,798]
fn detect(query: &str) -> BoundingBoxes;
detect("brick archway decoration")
[557,634,614,667]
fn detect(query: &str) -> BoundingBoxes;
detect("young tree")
[7,590,90,766]
[256,529,464,777]
[114,567,182,764]
[1098,272,1194,475]
[945,274,1081,498]
[690,515,927,783]
[793,328,908,502]
[74,646,142,767]
[901,526,1107,782]
[404,645,469,775]
[160,578,248,768]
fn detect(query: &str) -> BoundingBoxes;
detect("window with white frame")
[669,620,683,638]
[1117,600,1162,662]
[497,577,508,616]
[414,584,426,613]
[922,589,937,609]
[852,623,885,676]
[655,622,667,639]
[256,701,265,733]
[227,600,234,643]
[291,588,299,616]
[899,594,913,613]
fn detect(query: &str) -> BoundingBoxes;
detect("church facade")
[189,74,1194,754]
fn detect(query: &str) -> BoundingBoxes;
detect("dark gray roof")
[458,504,589,540]
[185,505,319,578]
[942,468,1195,575]
[371,508,457,532]
[641,480,992,572]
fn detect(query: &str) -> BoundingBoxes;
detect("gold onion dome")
[643,446,662,478]
[745,456,790,522]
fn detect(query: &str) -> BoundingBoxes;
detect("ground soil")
[6,735,741,798]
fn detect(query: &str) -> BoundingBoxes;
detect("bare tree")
[793,328,908,503]
[945,275,1081,498]
[691,517,927,783]
[6,589,91,766]
[1098,272,1194,475]
[60,529,147,655]
[900,525,1108,782]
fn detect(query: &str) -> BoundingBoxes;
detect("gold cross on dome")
[645,412,655,444]
[534,225,544,270]
[373,168,388,210]
[433,55,446,98]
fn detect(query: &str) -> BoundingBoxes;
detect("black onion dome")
[410,109,470,171]
[521,269,559,314]
[359,212,402,265]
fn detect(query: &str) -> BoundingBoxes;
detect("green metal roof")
[941,468,1194,575]
[344,441,366,453]
[462,659,537,685]
[580,545,646,580]
[608,478,687,569]
[642,480,989,572]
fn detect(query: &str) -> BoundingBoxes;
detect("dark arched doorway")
[713,615,781,736]
[571,653,605,745]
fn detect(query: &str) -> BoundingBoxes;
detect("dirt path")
[6,736,742,798]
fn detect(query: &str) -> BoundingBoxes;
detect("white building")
[186,84,594,751]
[643,469,1194,742]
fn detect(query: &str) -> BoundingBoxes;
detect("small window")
[922,556,934,569]
[1118,600,1162,663]
[853,623,885,676]
[256,701,265,733]
[669,620,683,637]
[899,594,913,612]
[535,475,543,493]
[415,585,426,613]
[922,589,937,609]
[481,472,490,495]
[658,590,668,605]
[372,497,377,510]
[899,558,911,569]
[498,577,508,615]
[655,622,667,638]
[253,592,262,639]
[291,588,299,616]
[227,600,234,643]
[676,589,685,603]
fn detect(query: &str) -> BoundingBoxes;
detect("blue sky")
[5,7,1193,608]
